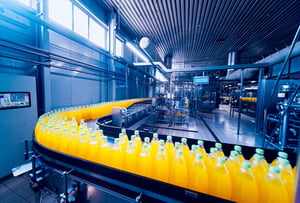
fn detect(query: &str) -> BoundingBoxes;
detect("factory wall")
[0,1,155,115]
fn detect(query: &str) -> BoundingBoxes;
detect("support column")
[37,0,51,114]
[237,68,244,135]
[108,11,116,101]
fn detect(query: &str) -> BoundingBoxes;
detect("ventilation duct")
[224,51,258,80]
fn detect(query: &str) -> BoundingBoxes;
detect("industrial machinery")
[264,83,300,151]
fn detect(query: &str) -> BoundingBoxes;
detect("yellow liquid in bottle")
[153,147,169,183]
[188,153,208,193]
[169,150,188,188]
[124,141,137,173]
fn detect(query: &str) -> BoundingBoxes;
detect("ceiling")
[99,0,300,69]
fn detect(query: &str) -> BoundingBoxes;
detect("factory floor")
[0,174,56,203]
[137,104,264,148]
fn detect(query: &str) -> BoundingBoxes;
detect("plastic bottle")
[189,145,199,167]
[169,150,188,188]
[181,138,191,166]
[58,128,71,153]
[153,146,169,183]
[87,133,100,163]
[197,140,207,158]
[234,161,258,203]
[271,151,289,167]
[97,136,110,165]
[250,148,268,169]
[110,138,124,169]
[215,143,225,157]
[121,128,129,143]
[137,143,152,177]
[165,136,175,164]
[278,159,295,203]
[77,132,90,159]
[209,157,231,200]
[260,166,289,203]
[67,130,79,156]
[251,154,269,190]
[119,133,127,152]
[151,133,159,157]
[188,153,208,193]
[234,145,245,162]
[133,131,142,153]
[124,141,137,173]
[226,150,242,196]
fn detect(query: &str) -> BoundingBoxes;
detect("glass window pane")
[48,0,72,30]
[74,6,88,39]
[89,18,107,49]
[116,38,123,57]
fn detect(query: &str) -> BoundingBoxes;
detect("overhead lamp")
[126,42,149,62]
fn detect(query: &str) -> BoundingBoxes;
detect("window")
[115,38,123,57]
[49,0,72,30]
[16,0,36,9]
[89,18,107,49]
[74,6,88,39]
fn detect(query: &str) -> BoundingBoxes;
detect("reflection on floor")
[138,104,264,148]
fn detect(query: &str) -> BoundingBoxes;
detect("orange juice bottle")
[226,150,242,198]
[251,154,269,196]
[43,125,54,148]
[181,138,191,166]
[165,135,175,159]
[58,128,70,153]
[271,151,289,166]
[278,159,295,203]
[153,146,169,183]
[119,133,128,152]
[137,143,152,177]
[67,130,79,156]
[188,145,199,168]
[49,126,61,150]
[197,140,207,158]
[211,157,232,200]
[234,161,258,203]
[134,131,142,153]
[260,166,289,203]
[87,133,100,162]
[250,148,268,168]
[207,147,219,195]
[124,141,137,173]
[215,143,225,157]
[121,128,129,142]
[151,133,160,156]
[77,132,90,159]
[110,138,124,169]
[97,136,111,165]
[169,149,188,188]
[234,145,245,162]
[188,153,208,193]
[39,123,49,145]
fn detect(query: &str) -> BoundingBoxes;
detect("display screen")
[193,76,209,84]
[0,92,31,110]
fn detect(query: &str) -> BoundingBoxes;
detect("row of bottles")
[35,113,297,203]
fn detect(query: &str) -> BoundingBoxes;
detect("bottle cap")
[270,166,281,174]
[159,139,165,145]
[143,143,149,148]
[128,141,133,146]
[119,133,123,137]
[134,130,139,135]
[278,152,288,159]
[215,143,222,148]
[121,129,126,133]
[196,153,203,160]
[159,146,165,152]
[145,137,150,142]
[114,138,120,143]
[218,157,226,164]
[234,145,242,152]
[230,150,239,157]
[99,129,103,134]
[192,145,199,151]
[90,133,96,138]
[242,161,252,169]
[255,148,264,154]
[131,135,136,140]
[210,147,218,153]
[181,138,187,143]
[167,135,172,140]
[102,136,107,140]
[175,142,181,148]
[153,133,158,138]
[198,140,204,145]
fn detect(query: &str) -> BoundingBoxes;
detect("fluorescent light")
[251,80,257,83]
[126,42,149,62]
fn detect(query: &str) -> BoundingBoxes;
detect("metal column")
[237,68,244,135]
